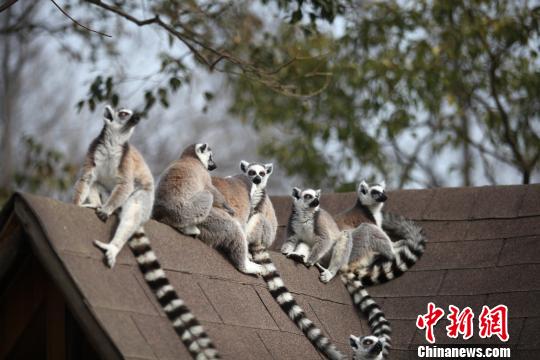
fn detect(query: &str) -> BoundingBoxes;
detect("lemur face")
[103,105,140,134]
[292,187,321,210]
[357,180,387,206]
[240,161,273,188]
[350,335,384,360]
[195,143,217,171]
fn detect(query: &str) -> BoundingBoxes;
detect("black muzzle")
[375,193,387,202]
[371,341,383,355]
[253,176,261,184]
[309,198,320,207]
[208,160,217,171]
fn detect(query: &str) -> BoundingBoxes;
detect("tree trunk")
[1,11,13,191]
[460,113,472,187]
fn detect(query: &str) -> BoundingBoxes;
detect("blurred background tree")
[1,0,539,205]
[231,0,540,190]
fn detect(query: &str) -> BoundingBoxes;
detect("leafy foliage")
[0,136,78,204]
[230,0,540,188]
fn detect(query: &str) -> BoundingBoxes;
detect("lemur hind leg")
[153,190,213,236]
[246,214,274,253]
[94,190,153,268]
[198,208,263,275]
[317,232,352,283]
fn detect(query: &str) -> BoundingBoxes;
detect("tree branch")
[50,0,111,37]
[0,0,18,13]
[83,0,328,97]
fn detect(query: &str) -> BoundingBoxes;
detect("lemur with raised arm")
[214,164,344,360]
[153,144,264,276]
[73,106,219,360]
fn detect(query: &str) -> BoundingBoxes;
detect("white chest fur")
[94,144,124,191]
[250,186,264,209]
[292,209,317,245]
[371,204,383,228]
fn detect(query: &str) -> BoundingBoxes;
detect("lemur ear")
[315,189,322,198]
[359,180,368,195]
[196,143,208,153]
[292,187,301,199]
[379,180,386,189]
[264,163,273,175]
[240,160,249,173]
[349,335,360,349]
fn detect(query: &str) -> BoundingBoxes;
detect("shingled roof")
[1,184,539,359]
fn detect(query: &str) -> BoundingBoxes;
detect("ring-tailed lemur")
[312,181,392,358]
[350,335,384,360]
[336,180,427,286]
[153,144,264,276]
[282,188,350,269]
[73,106,219,360]
[316,181,395,284]
[216,164,344,360]
[281,187,347,360]
[319,180,426,358]
[212,161,277,253]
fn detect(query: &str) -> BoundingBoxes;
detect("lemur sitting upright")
[213,161,277,252]
[335,180,427,286]
[73,105,153,267]
[317,180,427,359]
[153,144,264,275]
[216,164,344,360]
[73,106,219,360]
[282,188,350,268]
[316,180,394,284]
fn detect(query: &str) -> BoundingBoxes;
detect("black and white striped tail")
[342,275,391,358]
[129,229,220,360]
[252,249,345,360]
[357,212,427,286]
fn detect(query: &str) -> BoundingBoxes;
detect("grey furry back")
[354,211,427,286]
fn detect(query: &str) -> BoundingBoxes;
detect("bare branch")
[0,0,19,13]
[50,0,111,37]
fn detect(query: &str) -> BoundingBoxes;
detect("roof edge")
[13,193,123,360]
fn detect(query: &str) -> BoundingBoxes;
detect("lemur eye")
[371,190,380,196]
[363,339,373,346]
[248,170,256,176]
[259,171,265,177]
[304,194,312,200]
[119,111,130,118]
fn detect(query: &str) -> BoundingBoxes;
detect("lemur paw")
[304,261,314,268]
[240,261,264,276]
[281,243,295,256]
[287,253,307,264]
[181,225,201,236]
[319,269,334,283]
[93,240,119,268]
[95,207,111,222]
[81,203,99,209]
